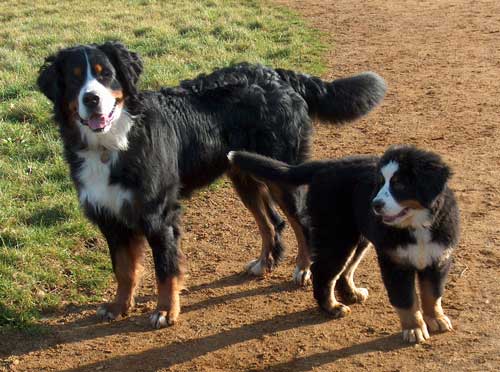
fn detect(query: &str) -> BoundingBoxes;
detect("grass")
[0,0,326,329]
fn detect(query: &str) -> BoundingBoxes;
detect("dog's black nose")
[82,92,100,109]
[372,199,384,214]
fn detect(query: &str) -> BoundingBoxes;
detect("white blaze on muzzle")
[77,51,119,132]
[373,161,406,218]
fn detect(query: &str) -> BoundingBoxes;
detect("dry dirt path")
[2,0,499,371]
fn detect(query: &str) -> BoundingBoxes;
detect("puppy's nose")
[372,199,384,214]
[83,92,100,109]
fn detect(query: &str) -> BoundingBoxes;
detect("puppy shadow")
[58,313,410,372]
[248,334,409,372]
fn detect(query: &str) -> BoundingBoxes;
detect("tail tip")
[359,71,387,103]
[227,151,236,162]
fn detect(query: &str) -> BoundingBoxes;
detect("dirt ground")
[1,0,499,370]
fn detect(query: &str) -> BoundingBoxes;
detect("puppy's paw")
[245,259,268,277]
[96,304,125,322]
[293,266,312,286]
[402,323,430,343]
[424,314,453,333]
[150,310,179,329]
[323,303,351,319]
[343,287,369,304]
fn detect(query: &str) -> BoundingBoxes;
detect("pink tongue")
[88,115,107,130]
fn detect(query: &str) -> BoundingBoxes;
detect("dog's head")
[371,145,451,228]
[37,42,143,134]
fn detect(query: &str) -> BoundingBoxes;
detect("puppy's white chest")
[393,228,451,270]
[77,150,132,216]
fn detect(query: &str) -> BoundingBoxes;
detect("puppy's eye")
[391,177,404,191]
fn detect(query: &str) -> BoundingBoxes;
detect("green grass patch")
[0,0,326,329]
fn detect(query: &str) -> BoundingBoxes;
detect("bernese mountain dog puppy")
[36,41,386,328]
[228,145,460,343]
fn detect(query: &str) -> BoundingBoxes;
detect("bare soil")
[1,0,499,370]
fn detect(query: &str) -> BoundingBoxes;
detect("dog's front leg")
[418,263,453,333]
[143,205,185,328]
[379,256,429,343]
[96,220,146,322]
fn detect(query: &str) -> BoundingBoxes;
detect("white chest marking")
[77,150,132,216]
[393,228,451,270]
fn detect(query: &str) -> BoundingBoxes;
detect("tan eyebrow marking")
[73,67,82,77]
[94,64,103,74]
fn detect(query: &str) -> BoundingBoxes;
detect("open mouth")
[80,100,118,132]
[382,208,410,223]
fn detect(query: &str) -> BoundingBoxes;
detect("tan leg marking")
[320,249,357,318]
[419,279,453,333]
[228,171,277,277]
[97,236,146,321]
[150,252,186,328]
[268,183,311,286]
[339,245,370,303]
[395,302,430,343]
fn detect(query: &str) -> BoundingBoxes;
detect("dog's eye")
[100,69,112,79]
[391,177,404,191]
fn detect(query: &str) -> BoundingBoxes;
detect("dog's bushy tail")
[276,69,387,123]
[228,151,325,186]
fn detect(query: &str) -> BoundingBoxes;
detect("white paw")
[245,259,267,277]
[96,305,117,321]
[293,266,312,286]
[149,311,174,329]
[425,314,453,333]
[355,287,369,302]
[227,151,235,162]
[402,323,430,343]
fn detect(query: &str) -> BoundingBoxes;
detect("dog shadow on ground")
[0,273,298,360]
[57,316,407,372]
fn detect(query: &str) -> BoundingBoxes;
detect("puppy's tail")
[228,151,323,186]
[276,69,387,124]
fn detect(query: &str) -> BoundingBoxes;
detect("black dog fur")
[228,145,460,343]
[37,41,386,327]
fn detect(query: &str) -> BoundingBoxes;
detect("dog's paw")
[293,266,312,286]
[150,310,178,329]
[96,304,123,322]
[424,314,453,333]
[351,287,369,303]
[245,259,268,277]
[323,303,351,319]
[402,323,430,343]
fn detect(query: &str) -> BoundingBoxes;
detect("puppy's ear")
[98,41,143,97]
[416,159,451,207]
[37,54,62,103]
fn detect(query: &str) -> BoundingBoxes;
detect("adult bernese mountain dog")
[36,41,386,328]
[228,145,460,343]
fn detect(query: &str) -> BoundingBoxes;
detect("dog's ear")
[37,54,62,103]
[416,158,451,207]
[98,41,143,97]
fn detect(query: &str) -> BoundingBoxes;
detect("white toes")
[245,259,267,277]
[150,311,169,329]
[425,315,453,332]
[356,287,369,302]
[96,306,116,321]
[402,323,430,343]
[293,266,312,286]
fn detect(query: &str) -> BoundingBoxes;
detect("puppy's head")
[37,42,143,134]
[371,145,451,228]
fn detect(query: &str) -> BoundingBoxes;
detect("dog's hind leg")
[267,183,312,286]
[336,239,370,304]
[228,172,285,277]
[97,223,146,321]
